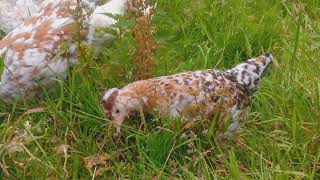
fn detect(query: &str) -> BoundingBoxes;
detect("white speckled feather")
[0,0,128,103]
[103,54,274,138]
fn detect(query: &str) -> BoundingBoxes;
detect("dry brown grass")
[126,0,156,80]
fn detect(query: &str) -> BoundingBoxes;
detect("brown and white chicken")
[102,53,274,138]
[0,0,40,33]
[0,0,127,103]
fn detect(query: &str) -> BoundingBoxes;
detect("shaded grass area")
[0,0,320,178]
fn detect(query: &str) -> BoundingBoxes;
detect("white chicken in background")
[88,0,127,48]
[0,0,127,104]
[0,0,127,34]
[0,0,41,33]
[90,0,127,28]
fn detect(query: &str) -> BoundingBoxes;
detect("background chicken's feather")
[0,0,127,103]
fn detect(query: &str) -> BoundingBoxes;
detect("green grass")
[1,0,320,178]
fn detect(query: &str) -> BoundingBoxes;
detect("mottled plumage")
[102,53,273,138]
[0,0,41,33]
[0,0,94,103]
[0,0,127,103]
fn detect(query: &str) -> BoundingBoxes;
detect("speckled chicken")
[0,0,127,103]
[102,53,274,138]
[0,0,41,33]
[0,0,127,33]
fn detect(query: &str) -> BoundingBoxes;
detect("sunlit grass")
[0,0,319,178]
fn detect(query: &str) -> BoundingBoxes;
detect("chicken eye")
[115,109,120,113]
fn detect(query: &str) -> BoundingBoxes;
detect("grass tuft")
[0,0,319,178]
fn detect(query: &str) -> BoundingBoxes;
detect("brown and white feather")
[102,53,274,138]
